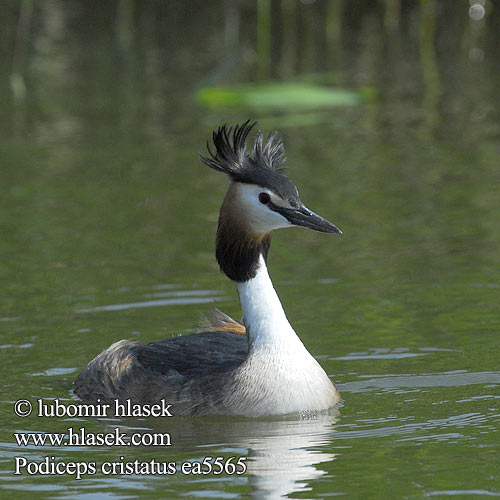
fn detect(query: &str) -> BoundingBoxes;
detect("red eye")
[259,192,271,204]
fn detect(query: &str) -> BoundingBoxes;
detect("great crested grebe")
[75,121,342,417]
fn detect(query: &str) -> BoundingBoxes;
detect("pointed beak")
[275,204,342,234]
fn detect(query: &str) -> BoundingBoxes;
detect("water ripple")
[333,412,496,441]
[76,294,226,313]
[338,371,500,393]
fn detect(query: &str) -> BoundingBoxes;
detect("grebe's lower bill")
[74,121,342,417]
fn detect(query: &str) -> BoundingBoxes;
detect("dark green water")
[1,1,499,498]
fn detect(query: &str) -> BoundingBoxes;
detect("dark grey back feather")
[74,331,248,415]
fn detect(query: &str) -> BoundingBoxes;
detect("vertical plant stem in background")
[281,0,297,77]
[11,0,33,100]
[325,0,341,73]
[257,0,271,80]
[10,0,33,136]
[224,0,241,48]
[419,0,441,140]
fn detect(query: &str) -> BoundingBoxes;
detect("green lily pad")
[196,82,364,110]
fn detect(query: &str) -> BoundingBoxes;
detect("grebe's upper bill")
[270,203,342,234]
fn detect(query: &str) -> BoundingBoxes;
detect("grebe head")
[200,121,341,282]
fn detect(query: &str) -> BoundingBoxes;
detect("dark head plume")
[200,121,288,185]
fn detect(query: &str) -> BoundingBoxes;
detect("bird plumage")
[74,121,342,417]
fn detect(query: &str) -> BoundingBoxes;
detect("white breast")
[226,256,340,417]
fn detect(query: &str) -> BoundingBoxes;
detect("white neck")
[236,255,305,352]
[231,254,339,416]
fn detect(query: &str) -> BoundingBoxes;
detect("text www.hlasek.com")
[14,427,171,447]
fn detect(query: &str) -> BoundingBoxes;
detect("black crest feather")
[200,120,288,184]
